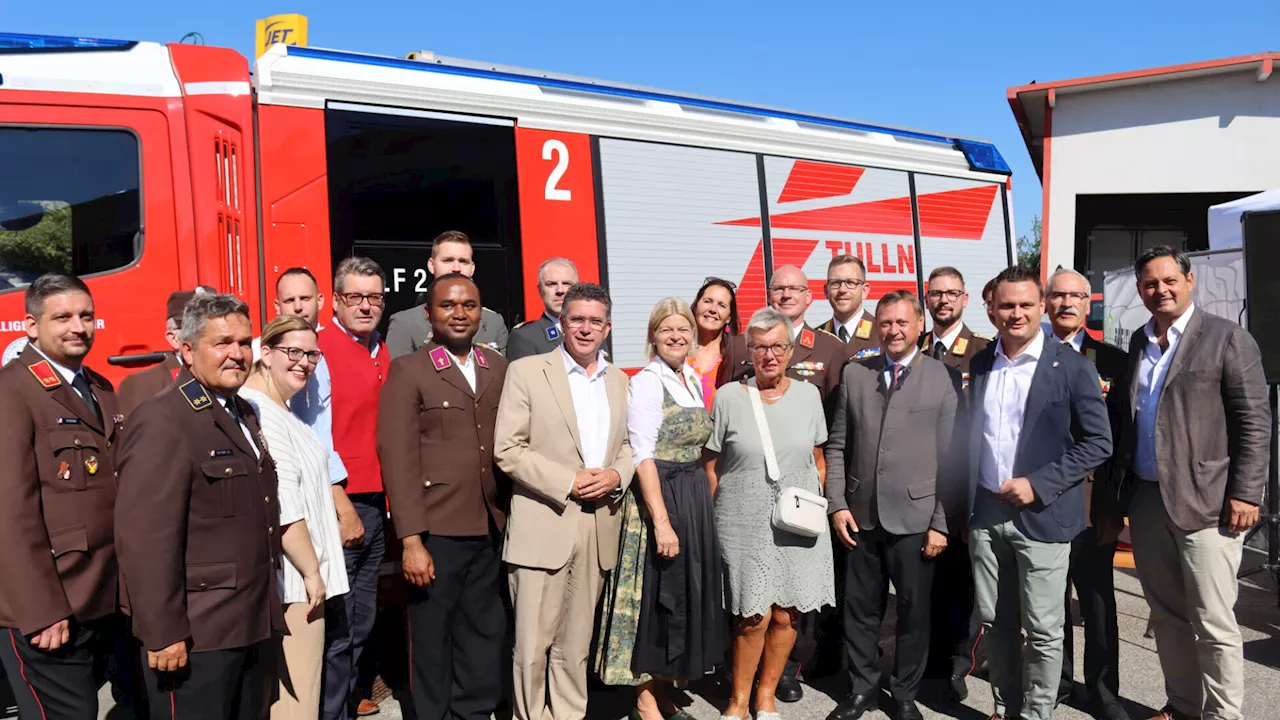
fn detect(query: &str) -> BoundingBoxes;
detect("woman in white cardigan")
[240,315,350,720]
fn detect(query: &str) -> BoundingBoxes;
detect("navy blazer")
[966,335,1113,543]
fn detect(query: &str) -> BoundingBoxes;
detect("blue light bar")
[0,32,135,52]
[954,139,1012,175]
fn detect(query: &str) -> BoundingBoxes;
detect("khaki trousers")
[1130,482,1245,720]
[509,510,604,720]
[271,602,326,720]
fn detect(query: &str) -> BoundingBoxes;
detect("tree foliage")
[1018,215,1042,270]
[0,202,72,275]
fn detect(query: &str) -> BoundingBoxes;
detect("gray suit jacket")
[1116,309,1271,532]
[386,305,508,359]
[824,352,959,536]
[507,315,563,362]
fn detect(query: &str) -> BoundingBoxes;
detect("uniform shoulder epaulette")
[512,320,530,330]
[815,326,840,341]
[179,379,213,411]
[972,332,992,341]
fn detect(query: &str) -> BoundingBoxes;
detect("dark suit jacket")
[0,346,123,635]
[115,370,285,652]
[825,352,959,536]
[506,315,562,362]
[378,342,510,538]
[967,338,1113,543]
[117,352,182,415]
[1077,334,1129,526]
[387,304,508,359]
[1114,309,1270,532]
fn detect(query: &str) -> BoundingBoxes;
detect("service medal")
[84,457,98,476]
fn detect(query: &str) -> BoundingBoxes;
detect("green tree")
[0,202,73,274]
[1018,215,1041,270]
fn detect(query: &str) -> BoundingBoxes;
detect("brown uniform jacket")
[0,346,123,635]
[117,353,182,416]
[816,315,882,364]
[378,342,510,539]
[728,324,848,402]
[115,370,284,652]
[920,323,990,392]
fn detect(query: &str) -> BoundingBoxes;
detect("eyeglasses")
[338,292,385,307]
[703,276,738,290]
[565,316,608,331]
[271,346,323,364]
[926,290,965,301]
[1047,291,1090,302]
[827,279,866,290]
[749,343,791,357]
[768,285,809,294]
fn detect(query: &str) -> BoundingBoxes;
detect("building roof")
[1007,52,1278,179]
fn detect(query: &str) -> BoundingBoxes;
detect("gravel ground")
[17,555,1272,720]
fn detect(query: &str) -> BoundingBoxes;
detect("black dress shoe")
[1057,681,1074,707]
[774,671,803,703]
[826,693,879,720]
[895,700,924,720]
[948,674,969,703]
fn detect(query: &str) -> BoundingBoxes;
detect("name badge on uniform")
[210,449,234,458]
[57,417,82,425]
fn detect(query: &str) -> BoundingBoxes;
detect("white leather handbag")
[747,381,828,538]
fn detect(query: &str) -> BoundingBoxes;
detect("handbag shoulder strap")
[746,380,781,481]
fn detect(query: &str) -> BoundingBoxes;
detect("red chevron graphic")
[776,161,866,203]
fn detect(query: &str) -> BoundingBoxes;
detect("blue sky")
[9,0,1278,241]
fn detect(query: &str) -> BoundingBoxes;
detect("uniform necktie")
[837,325,850,343]
[931,341,947,360]
[71,373,102,426]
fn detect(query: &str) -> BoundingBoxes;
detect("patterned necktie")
[837,325,850,343]
[889,363,906,393]
[931,341,947,360]
[70,373,102,425]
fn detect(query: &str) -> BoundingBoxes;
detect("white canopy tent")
[1208,189,1280,249]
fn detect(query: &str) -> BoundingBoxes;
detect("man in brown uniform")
[0,274,125,720]
[115,293,284,720]
[378,273,510,720]
[816,254,881,363]
[117,287,215,415]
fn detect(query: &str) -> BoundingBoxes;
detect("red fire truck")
[0,32,1015,380]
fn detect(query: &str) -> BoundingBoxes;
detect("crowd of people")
[0,229,1268,720]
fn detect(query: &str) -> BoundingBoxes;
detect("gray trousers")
[1129,482,1245,720]
[969,492,1071,720]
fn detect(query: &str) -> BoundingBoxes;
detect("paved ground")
[9,555,1272,720]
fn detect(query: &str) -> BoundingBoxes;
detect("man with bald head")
[1045,268,1130,720]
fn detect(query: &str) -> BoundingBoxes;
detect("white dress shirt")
[928,322,966,354]
[563,347,612,492]
[883,347,918,388]
[1056,328,1085,353]
[832,309,868,342]
[453,349,477,393]
[1134,305,1196,482]
[221,395,261,460]
[979,331,1045,492]
[628,358,704,464]
[241,388,350,605]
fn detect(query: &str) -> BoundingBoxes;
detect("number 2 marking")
[414,268,429,293]
[543,139,571,201]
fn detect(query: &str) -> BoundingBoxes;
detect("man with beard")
[387,231,509,358]
[0,274,126,720]
[379,273,510,720]
[115,293,284,719]
[816,255,880,362]
[507,258,578,361]
[1044,269,1130,720]
[920,267,990,393]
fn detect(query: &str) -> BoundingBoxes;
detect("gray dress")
[707,381,835,619]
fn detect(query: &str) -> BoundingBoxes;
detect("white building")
[1008,52,1280,295]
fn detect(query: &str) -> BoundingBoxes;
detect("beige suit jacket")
[494,349,635,571]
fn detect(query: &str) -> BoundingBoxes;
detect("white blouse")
[240,387,351,605]
[627,359,705,464]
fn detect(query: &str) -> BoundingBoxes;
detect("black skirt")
[632,459,728,680]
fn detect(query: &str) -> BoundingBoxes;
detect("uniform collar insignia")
[855,318,873,340]
[474,348,489,368]
[179,379,213,411]
[546,323,560,341]
[799,328,815,349]
[952,337,969,356]
[428,346,451,372]
[169,366,181,380]
[28,360,61,389]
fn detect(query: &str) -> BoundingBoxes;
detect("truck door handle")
[107,352,169,366]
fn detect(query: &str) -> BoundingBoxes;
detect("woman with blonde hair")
[239,315,349,720]
[596,297,727,720]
